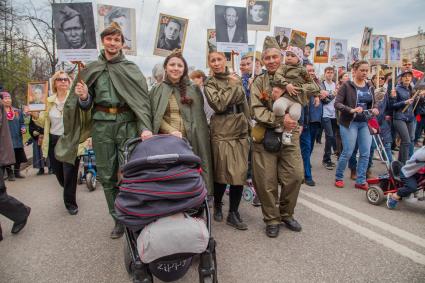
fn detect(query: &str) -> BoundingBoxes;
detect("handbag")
[263,128,282,152]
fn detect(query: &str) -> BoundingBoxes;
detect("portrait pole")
[251,30,258,78]
[376,64,381,89]
[391,66,396,90]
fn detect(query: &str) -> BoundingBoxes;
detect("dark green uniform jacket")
[55,50,151,164]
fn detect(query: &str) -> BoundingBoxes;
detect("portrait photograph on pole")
[247,0,273,31]
[350,47,360,63]
[97,4,137,56]
[313,36,330,63]
[360,26,373,59]
[27,81,48,112]
[52,2,98,62]
[330,38,348,67]
[274,26,291,51]
[215,5,248,53]
[289,29,307,48]
[369,35,387,65]
[389,37,401,66]
[153,13,189,57]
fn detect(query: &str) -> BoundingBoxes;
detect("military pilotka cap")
[58,6,80,27]
[262,36,281,52]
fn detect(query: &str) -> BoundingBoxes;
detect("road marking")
[298,197,425,266]
[300,191,425,249]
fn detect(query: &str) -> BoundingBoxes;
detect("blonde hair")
[51,70,71,94]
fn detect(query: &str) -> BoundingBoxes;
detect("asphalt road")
[1,144,425,283]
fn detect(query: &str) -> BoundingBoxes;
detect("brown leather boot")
[350,169,357,180]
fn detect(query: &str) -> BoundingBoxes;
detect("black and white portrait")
[330,39,348,67]
[53,3,96,50]
[274,26,291,51]
[350,47,359,63]
[215,5,248,53]
[247,0,272,31]
[154,13,188,57]
[52,3,97,61]
[98,5,136,56]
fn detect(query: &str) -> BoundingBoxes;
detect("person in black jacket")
[391,70,425,164]
[28,117,46,175]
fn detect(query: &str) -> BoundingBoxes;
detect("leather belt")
[217,104,244,115]
[95,105,130,114]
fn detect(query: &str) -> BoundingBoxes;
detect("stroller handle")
[124,137,142,164]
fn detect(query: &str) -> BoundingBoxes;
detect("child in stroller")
[386,146,425,209]
[116,135,218,283]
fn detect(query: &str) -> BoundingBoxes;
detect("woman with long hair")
[204,51,250,230]
[149,51,214,196]
[334,60,379,189]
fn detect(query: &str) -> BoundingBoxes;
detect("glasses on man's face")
[55,78,69,82]
[379,77,385,80]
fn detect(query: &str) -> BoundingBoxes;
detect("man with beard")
[56,22,152,239]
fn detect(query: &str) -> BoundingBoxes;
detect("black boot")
[110,222,124,239]
[6,167,15,181]
[14,164,25,179]
[213,203,223,222]
[36,168,45,176]
[0,222,3,241]
[226,211,247,230]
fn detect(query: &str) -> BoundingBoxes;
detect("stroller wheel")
[86,172,96,191]
[242,186,254,202]
[124,239,134,275]
[366,186,385,205]
[77,171,83,185]
[199,238,218,283]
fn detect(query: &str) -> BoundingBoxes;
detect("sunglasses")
[379,77,385,80]
[55,78,69,82]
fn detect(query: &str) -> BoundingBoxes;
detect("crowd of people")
[1,22,425,242]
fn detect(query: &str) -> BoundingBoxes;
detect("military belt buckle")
[109,108,118,114]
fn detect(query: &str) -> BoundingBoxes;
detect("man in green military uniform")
[250,36,306,238]
[57,23,152,238]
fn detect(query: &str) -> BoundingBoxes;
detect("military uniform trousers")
[252,130,303,225]
[92,120,138,220]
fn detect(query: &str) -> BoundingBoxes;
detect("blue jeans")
[398,172,418,197]
[309,122,321,156]
[300,127,313,181]
[336,122,372,184]
[348,140,375,171]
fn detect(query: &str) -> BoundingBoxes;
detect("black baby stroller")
[115,135,217,283]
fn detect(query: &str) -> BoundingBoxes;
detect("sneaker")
[386,195,399,209]
[335,180,344,188]
[354,183,369,190]
[323,162,334,170]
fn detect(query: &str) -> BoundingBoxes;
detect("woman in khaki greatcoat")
[204,51,250,230]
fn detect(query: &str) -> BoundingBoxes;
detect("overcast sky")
[24,0,425,76]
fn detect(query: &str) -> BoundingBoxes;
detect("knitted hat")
[262,36,281,52]
[284,46,303,63]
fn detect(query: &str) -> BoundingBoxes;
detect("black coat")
[216,24,247,43]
